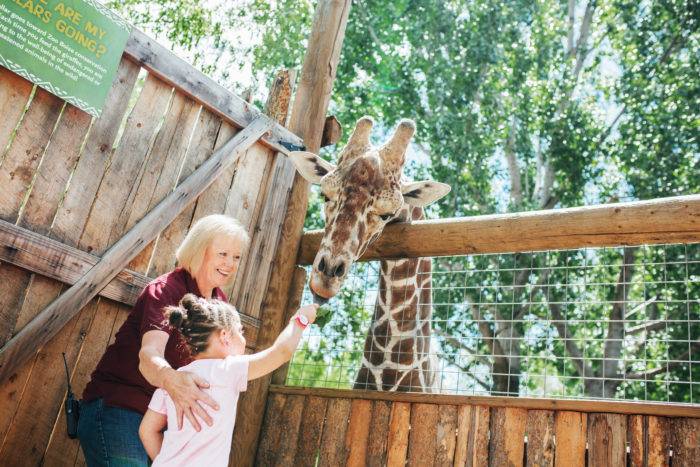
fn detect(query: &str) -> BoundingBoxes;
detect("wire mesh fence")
[285,243,699,404]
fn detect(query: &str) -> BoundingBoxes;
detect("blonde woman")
[77,215,265,466]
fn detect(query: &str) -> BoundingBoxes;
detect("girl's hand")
[297,304,319,324]
[162,370,219,431]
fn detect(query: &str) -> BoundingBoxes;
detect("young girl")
[139,294,317,466]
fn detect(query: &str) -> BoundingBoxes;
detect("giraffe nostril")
[333,262,345,278]
[318,257,327,275]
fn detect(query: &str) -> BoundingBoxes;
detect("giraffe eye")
[379,213,393,221]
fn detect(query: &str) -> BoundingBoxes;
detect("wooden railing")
[258,386,700,466]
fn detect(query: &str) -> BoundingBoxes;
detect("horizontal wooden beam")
[0,219,261,343]
[124,29,304,156]
[0,119,271,382]
[270,385,700,418]
[297,195,700,264]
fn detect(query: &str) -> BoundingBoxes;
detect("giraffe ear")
[289,151,337,184]
[401,181,451,207]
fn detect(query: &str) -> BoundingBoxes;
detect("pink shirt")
[148,356,249,467]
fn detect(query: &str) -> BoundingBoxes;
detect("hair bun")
[167,307,187,329]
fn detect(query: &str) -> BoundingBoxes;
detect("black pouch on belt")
[62,352,80,439]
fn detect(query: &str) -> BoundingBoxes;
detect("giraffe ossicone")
[289,116,451,392]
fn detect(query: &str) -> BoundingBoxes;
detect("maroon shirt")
[82,267,227,414]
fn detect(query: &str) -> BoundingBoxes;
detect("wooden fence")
[0,26,300,465]
[258,386,700,467]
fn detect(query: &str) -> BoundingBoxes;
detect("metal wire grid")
[285,243,699,404]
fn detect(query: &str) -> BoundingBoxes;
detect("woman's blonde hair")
[176,214,249,276]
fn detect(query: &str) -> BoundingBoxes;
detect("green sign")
[0,0,131,116]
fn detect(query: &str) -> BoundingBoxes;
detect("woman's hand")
[162,369,219,431]
[139,330,219,431]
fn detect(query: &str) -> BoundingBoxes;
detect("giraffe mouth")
[312,292,329,306]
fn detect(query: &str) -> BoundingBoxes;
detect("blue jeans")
[77,398,149,466]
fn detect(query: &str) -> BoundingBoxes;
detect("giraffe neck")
[354,206,435,392]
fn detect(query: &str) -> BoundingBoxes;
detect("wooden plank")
[230,1,351,463]
[670,417,700,466]
[629,415,670,467]
[366,400,391,467]
[0,69,33,158]
[386,401,411,467]
[51,57,140,247]
[298,194,700,263]
[124,29,302,155]
[0,86,64,347]
[255,393,287,466]
[435,404,458,466]
[80,73,172,255]
[318,398,352,466]
[553,411,586,467]
[526,410,554,467]
[0,220,260,343]
[0,87,64,222]
[189,122,238,224]
[123,92,200,273]
[587,413,626,467]
[453,405,490,467]
[19,104,92,234]
[293,396,328,467]
[275,395,306,466]
[489,407,527,467]
[268,385,700,418]
[0,118,272,383]
[346,399,372,467]
[146,108,222,277]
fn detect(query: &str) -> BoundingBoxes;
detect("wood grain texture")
[293,396,329,467]
[587,413,626,467]
[346,399,373,467]
[489,407,527,467]
[298,195,700,263]
[0,69,33,156]
[435,404,458,466]
[255,392,287,466]
[318,398,352,466]
[453,405,489,467]
[386,401,411,467]
[408,403,440,466]
[670,417,699,467]
[526,410,554,467]
[554,411,586,467]
[269,385,700,418]
[366,400,392,467]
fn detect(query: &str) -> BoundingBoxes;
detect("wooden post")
[230,1,351,465]
[0,118,272,383]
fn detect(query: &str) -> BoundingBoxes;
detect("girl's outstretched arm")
[139,409,167,460]
[245,304,318,380]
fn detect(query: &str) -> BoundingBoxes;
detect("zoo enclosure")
[256,195,700,466]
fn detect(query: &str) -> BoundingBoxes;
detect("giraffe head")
[290,116,450,301]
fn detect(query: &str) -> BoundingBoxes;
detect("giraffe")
[289,116,450,392]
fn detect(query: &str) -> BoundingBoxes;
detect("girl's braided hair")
[165,294,241,355]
